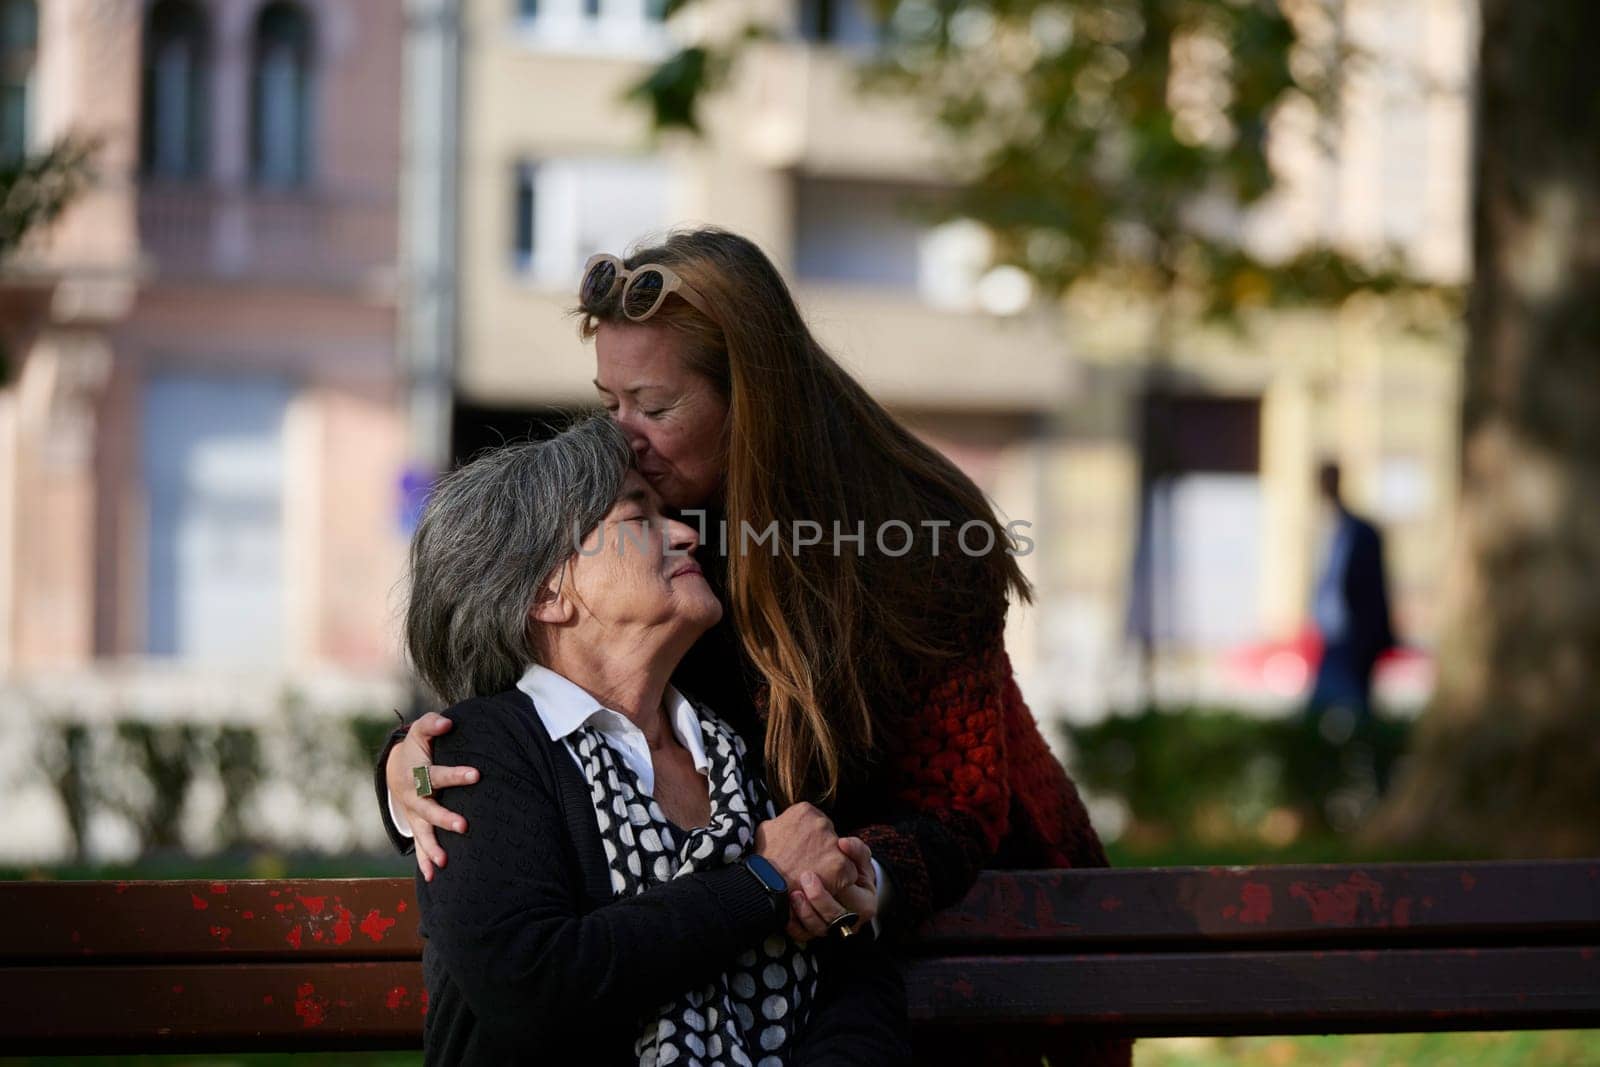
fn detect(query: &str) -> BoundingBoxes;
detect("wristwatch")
[741,854,790,923]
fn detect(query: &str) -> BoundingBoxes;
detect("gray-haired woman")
[403,417,909,1066]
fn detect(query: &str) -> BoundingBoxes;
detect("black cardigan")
[413,688,910,1066]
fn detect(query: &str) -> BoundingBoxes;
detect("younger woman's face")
[594,321,729,511]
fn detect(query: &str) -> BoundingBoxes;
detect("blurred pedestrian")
[1307,462,1397,736]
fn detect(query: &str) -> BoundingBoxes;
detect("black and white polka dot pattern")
[569,708,819,1067]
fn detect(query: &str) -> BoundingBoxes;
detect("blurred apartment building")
[0,0,407,719]
[439,0,1473,723]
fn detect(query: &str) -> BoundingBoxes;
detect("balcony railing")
[136,182,397,290]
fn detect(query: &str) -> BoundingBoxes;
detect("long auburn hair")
[578,228,1030,805]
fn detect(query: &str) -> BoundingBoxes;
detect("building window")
[510,156,671,284]
[797,0,883,49]
[513,162,537,272]
[0,0,37,167]
[794,177,1019,311]
[514,0,669,53]
[141,0,210,180]
[143,377,292,664]
[1128,395,1264,653]
[251,1,314,188]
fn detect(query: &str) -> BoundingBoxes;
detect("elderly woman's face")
[594,322,728,511]
[561,471,723,636]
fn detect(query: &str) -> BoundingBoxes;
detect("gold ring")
[413,765,434,798]
[828,910,860,938]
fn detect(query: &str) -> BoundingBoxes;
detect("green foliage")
[1064,706,1412,854]
[0,134,96,262]
[627,45,726,133]
[351,713,405,774]
[624,20,775,133]
[869,0,1305,292]
[0,134,98,380]
[630,1,1454,315]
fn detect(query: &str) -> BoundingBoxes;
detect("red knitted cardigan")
[837,627,1132,1067]
[850,633,1109,930]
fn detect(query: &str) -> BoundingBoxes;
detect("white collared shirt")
[517,663,712,795]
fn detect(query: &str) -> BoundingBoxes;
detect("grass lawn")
[1135,1032,1599,1066]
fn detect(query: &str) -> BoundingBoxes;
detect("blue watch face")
[745,854,787,894]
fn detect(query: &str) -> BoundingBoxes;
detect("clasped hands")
[753,801,877,942]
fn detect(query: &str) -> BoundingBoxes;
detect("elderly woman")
[405,418,909,1066]
[384,229,1129,1065]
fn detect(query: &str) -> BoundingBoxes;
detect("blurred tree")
[631,0,1441,318]
[116,722,204,854]
[214,726,264,850]
[1369,0,1600,856]
[0,134,96,379]
[40,722,91,865]
[0,134,94,262]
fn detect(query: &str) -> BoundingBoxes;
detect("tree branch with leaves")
[0,134,95,263]
[629,0,1450,320]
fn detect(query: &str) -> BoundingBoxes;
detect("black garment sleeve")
[417,699,780,1057]
[860,808,996,940]
[372,724,414,856]
[792,935,913,1066]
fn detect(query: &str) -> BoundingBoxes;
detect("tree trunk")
[1369,0,1600,855]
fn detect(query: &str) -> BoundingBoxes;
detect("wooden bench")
[2,860,1597,1055]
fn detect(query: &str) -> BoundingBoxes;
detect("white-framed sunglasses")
[579,253,715,322]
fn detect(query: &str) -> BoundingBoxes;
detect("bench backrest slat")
[5,946,1598,1052]
[904,944,1600,1033]
[0,879,420,963]
[4,961,425,1053]
[914,860,1600,951]
[4,861,1595,961]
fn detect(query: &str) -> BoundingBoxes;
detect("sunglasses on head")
[580,253,714,323]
